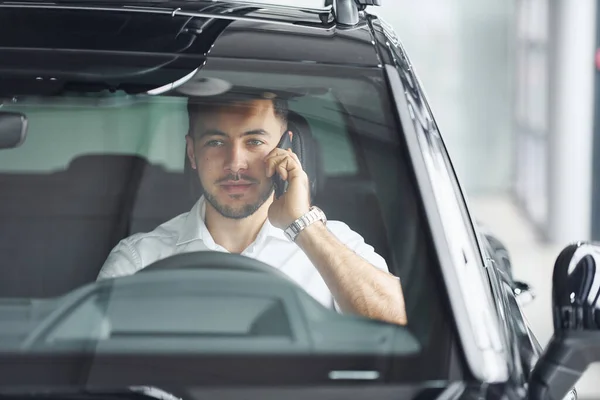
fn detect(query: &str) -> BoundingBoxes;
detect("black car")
[0,1,595,399]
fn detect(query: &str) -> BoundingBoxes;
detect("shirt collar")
[176,196,287,246]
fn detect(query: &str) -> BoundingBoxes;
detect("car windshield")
[0,57,454,387]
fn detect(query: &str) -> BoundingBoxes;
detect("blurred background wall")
[374,0,515,195]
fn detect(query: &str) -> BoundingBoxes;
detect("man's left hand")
[265,144,311,230]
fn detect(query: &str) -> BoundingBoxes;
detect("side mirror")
[514,280,536,306]
[0,111,27,149]
[478,224,537,306]
[528,242,600,400]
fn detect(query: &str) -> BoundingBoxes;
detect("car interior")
[0,91,395,298]
[0,72,466,390]
[0,74,452,363]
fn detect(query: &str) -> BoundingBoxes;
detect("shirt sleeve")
[96,239,142,280]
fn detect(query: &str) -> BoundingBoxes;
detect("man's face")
[186,99,285,219]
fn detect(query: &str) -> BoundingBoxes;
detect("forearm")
[295,223,407,325]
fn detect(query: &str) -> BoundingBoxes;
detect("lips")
[219,182,255,195]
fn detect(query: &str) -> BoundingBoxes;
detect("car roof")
[208,22,381,67]
[0,0,383,67]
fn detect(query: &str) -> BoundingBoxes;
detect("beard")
[203,179,274,220]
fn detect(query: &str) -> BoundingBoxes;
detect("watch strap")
[284,206,327,242]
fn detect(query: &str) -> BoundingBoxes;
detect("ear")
[185,135,197,170]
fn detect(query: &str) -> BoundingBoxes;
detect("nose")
[224,142,249,173]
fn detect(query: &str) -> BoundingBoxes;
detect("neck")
[204,198,272,254]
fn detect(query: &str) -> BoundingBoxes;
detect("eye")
[205,140,225,147]
[247,139,264,147]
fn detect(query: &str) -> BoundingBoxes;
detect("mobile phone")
[273,131,293,199]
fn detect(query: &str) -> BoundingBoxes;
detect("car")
[0,1,594,399]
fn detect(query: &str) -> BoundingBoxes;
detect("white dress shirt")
[98,197,389,308]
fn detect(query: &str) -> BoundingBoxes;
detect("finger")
[266,147,291,159]
[265,153,300,177]
[266,155,294,178]
[277,163,288,181]
[265,151,300,166]
[282,151,304,178]
[265,154,288,177]
[289,151,301,166]
[271,156,298,181]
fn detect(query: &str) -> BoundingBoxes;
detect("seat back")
[0,154,169,298]
[130,163,194,234]
[314,177,392,264]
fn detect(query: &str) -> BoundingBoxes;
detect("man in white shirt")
[98,94,407,325]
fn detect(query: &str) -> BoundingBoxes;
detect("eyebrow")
[198,129,269,139]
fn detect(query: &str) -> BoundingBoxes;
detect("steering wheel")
[137,251,293,282]
[21,252,296,350]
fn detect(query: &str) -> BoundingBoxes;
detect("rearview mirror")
[528,242,600,400]
[0,111,27,149]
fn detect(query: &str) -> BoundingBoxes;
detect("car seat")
[0,154,152,297]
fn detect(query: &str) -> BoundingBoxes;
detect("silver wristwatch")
[284,206,327,242]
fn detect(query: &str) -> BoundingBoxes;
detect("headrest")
[68,154,148,174]
[185,110,324,202]
[67,154,149,192]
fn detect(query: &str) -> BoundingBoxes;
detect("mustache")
[215,173,260,184]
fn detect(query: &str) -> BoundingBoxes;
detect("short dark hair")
[187,92,288,137]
